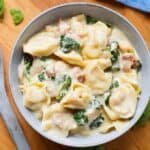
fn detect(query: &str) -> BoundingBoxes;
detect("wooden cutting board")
[0,0,150,149]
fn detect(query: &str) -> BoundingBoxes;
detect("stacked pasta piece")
[18,14,141,136]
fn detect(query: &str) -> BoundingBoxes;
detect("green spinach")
[60,35,80,53]
[86,15,98,24]
[74,110,88,126]
[110,79,119,90]
[88,96,102,109]
[56,75,72,100]
[10,8,24,25]
[40,56,48,61]
[38,72,45,82]
[110,41,119,64]
[89,116,104,129]
[23,54,33,73]
[103,42,120,72]
[131,60,142,72]
[0,0,5,19]
[88,93,110,109]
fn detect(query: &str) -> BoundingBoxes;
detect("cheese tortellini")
[23,32,59,56]
[84,60,112,94]
[23,82,50,119]
[104,83,138,120]
[61,82,92,109]
[18,14,141,137]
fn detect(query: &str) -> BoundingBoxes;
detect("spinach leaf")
[131,60,142,72]
[10,8,24,25]
[0,0,5,19]
[89,115,104,129]
[23,54,33,73]
[105,79,119,105]
[40,56,48,61]
[110,41,119,64]
[86,15,97,24]
[56,75,72,100]
[38,72,45,82]
[74,110,88,126]
[105,23,112,28]
[88,96,102,109]
[104,42,120,72]
[60,35,80,53]
[88,93,110,109]
[136,98,150,126]
[23,54,33,81]
[104,62,120,72]
[110,79,119,90]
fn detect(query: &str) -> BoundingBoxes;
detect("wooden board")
[0,0,150,149]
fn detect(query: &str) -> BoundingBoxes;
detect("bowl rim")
[9,2,150,147]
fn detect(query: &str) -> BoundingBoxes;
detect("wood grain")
[0,0,150,150]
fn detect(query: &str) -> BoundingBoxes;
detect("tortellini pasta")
[109,28,134,52]
[82,21,111,59]
[61,82,92,109]
[23,32,59,56]
[54,50,84,67]
[84,60,112,94]
[104,83,138,120]
[23,82,50,119]
[42,103,77,136]
[18,14,141,137]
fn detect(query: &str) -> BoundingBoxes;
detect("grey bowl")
[9,2,150,147]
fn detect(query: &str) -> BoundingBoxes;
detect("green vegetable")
[76,145,105,150]
[105,79,119,105]
[110,41,120,64]
[40,56,48,61]
[103,42,120,72]
[38,72,45,82]
[23,54,33,81]
[50,76,55,81]
[136,98,150,126]
[106,23,112,28]
[110,80,119,90]
[104,62,120,72]
[89,116,104,129]
[131,60,142,72]
[88,93,110,109]
[111,50,119,64]
[60,35,80,53]
[74,110,88,126]
[10,8,24,25]
[56,75,72,100]
[23,54,33,73]
[86,15,97,24]
[88,96,102,109]
[0,0,5,19]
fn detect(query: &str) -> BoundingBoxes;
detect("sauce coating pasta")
[18,14,141,136]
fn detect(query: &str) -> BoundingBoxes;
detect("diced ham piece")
[77,75,86,83]
[45,63,55,78]
[122,53,136,72]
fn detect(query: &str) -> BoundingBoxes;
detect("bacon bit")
[77,75,85,83]
[46,69,55,78]
[122,53,136,72]
[46,71,55,78]
[122,54,135,61]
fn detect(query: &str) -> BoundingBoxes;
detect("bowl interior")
[9,3,150,147]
